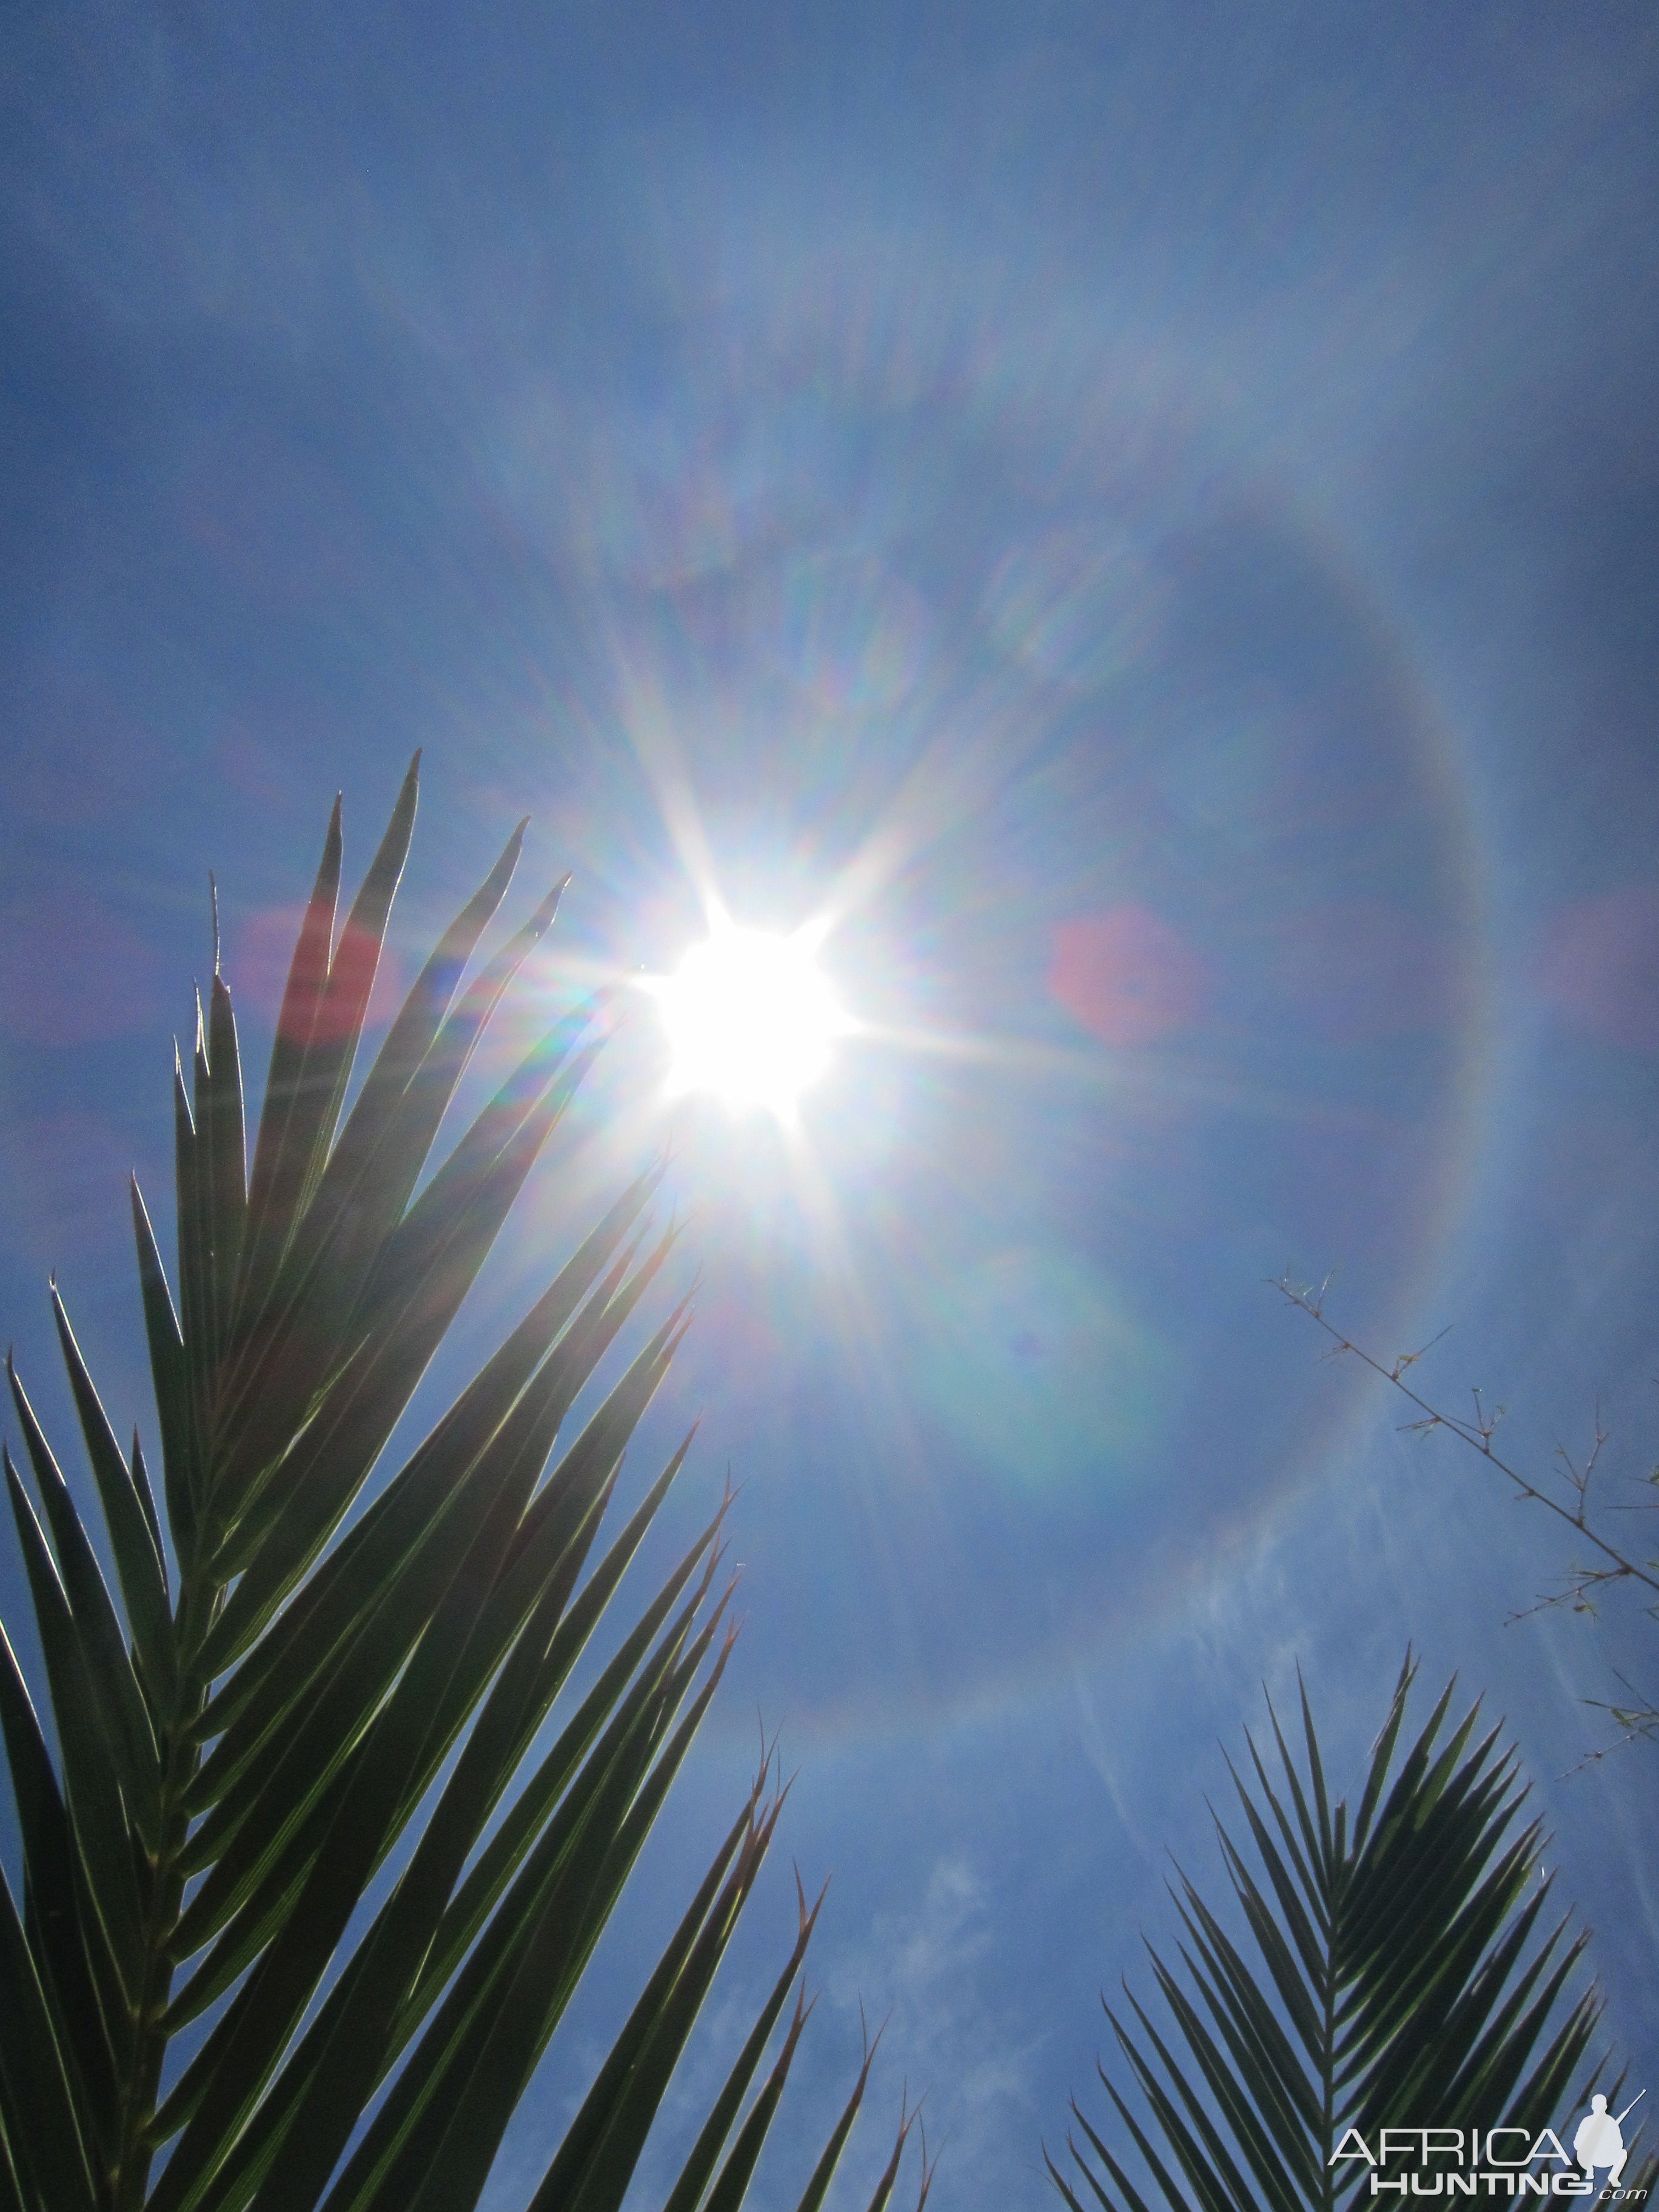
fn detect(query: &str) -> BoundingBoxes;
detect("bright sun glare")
[645,921,851,1118]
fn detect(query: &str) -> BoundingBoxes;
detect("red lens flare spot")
[1048,907,1207,1046]
[232,907,404,1041]
[1540,884,1659,1050]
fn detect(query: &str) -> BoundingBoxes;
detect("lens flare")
[645,921,851,1118]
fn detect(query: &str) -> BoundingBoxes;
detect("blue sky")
[2,3,1657,2205]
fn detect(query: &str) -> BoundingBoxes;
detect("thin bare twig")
[1276,1276,1659,1772]
[1557,1671,1659,1777]
[1273,1275,1659,1603]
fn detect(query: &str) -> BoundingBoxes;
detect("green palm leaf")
[1053,1656,1656,2212]
[0,768,923,2212]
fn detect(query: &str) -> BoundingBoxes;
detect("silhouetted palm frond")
[0,763,919,2212]
[1050,1657,1655,2212]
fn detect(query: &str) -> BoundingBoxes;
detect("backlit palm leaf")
[0,765,920,2212]
[1050,1657,1655,2212]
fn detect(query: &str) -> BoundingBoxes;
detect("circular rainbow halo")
[644,919,852,1121]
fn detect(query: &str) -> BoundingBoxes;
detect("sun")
[644,919,852,1118]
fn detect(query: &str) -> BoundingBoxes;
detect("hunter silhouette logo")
[1577,2095,1643,2192]
[1330,2089,1649,2197]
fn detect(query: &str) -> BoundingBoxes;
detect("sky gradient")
[2,5,1658,2206]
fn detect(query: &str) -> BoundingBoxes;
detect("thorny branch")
[1274,1273,1659,1762]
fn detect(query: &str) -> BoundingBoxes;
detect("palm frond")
[1057,1655,1656,2212]
[0,769,924,2212]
